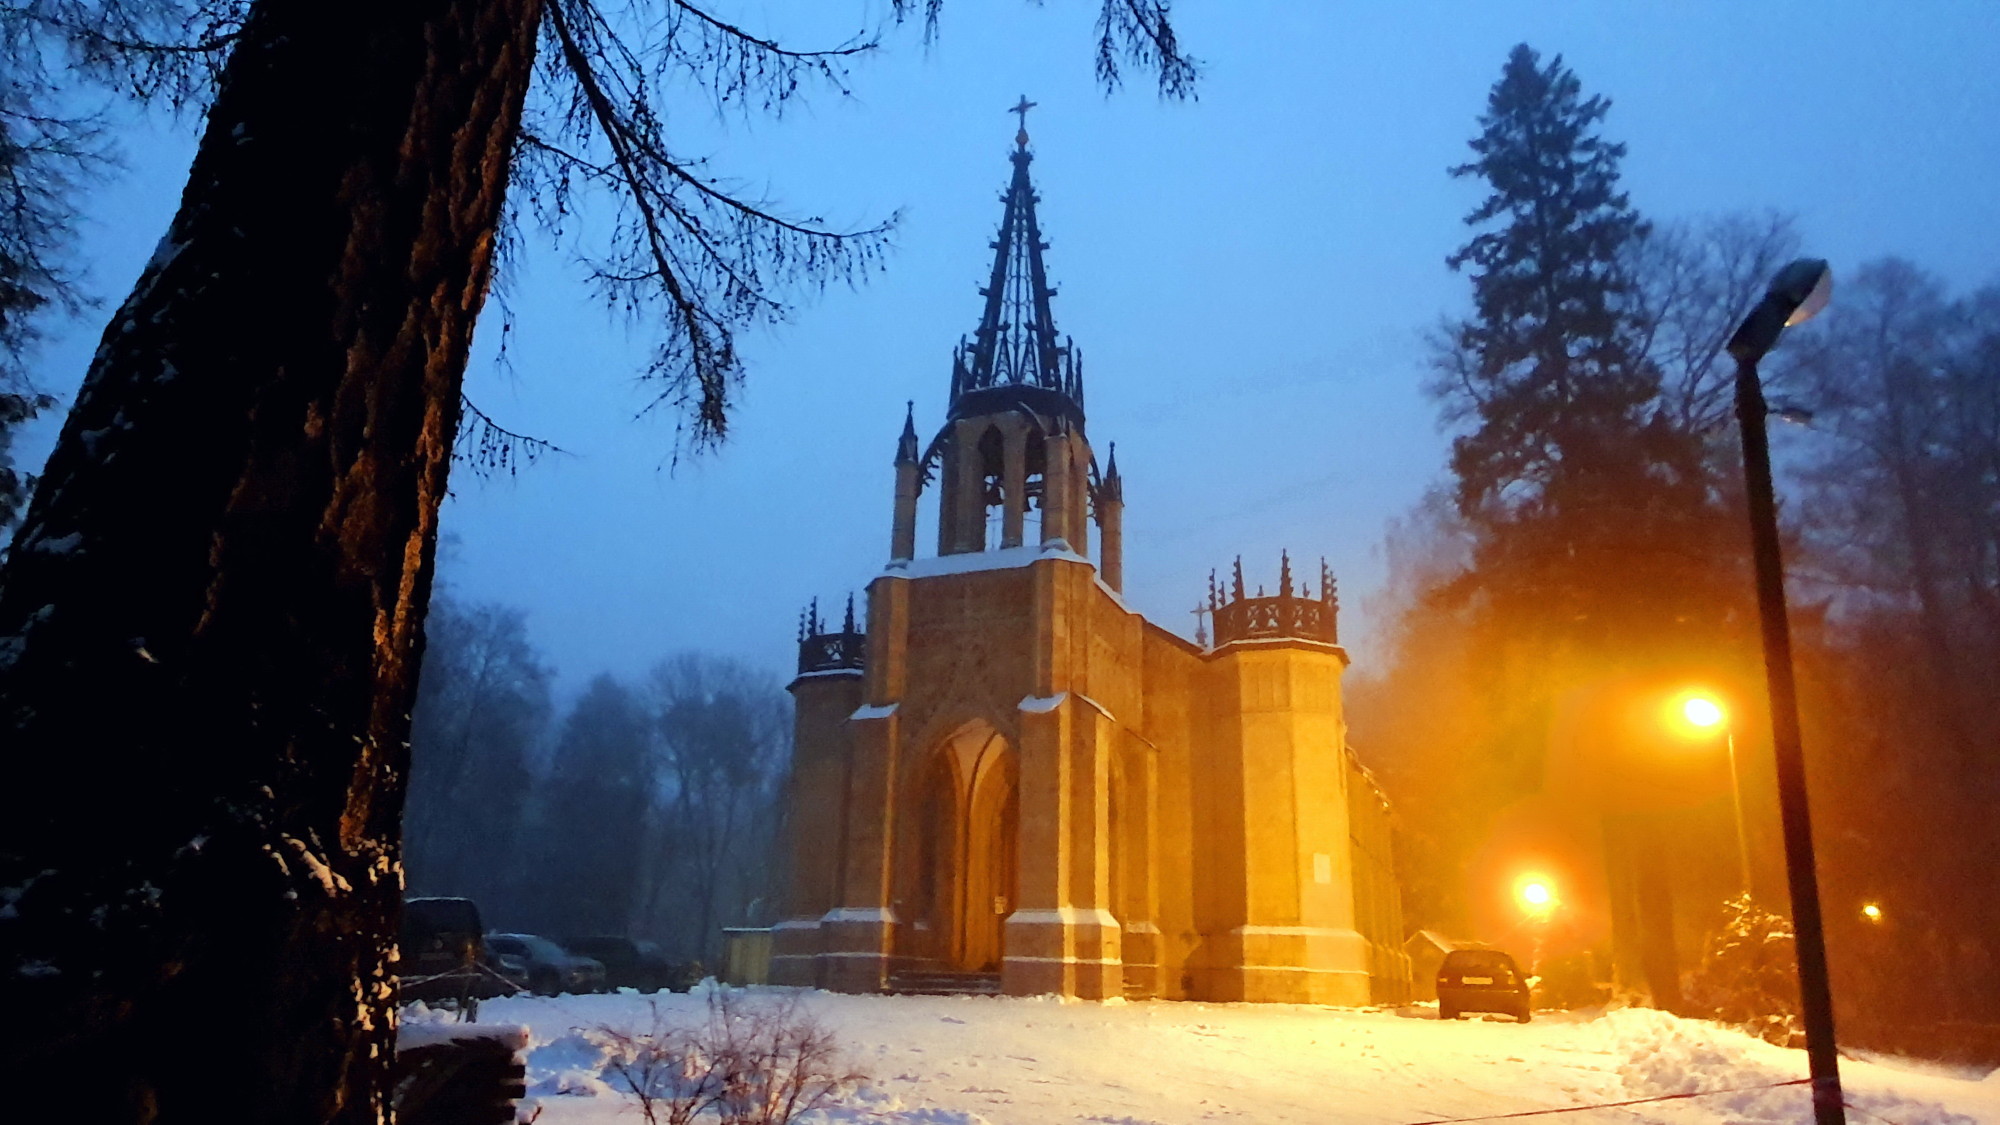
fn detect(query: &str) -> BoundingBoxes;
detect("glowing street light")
[1861,903,1883,924]
[1664,690,1752,896]
[1514,875,1557,982]
[1727,257,1844,1125]
[1514,875,1558,919]
[1681,695,1724,731]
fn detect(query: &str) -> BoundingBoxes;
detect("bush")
[1536,951,1610,1010]
[1684,894,1803,1046]
[590,991,863,1125]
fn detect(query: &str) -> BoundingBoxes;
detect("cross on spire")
[1010,95,1037,146]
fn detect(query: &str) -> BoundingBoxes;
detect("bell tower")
[889,103,1122,584]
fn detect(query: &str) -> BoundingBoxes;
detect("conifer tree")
[1433,43,1725,650]
[1414,44,1754,1007]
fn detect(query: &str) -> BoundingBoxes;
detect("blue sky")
[22,1,2000,700]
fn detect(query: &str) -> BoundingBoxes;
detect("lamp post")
[1514,875,1557,982]
[1673,692,1752,897]
[1726,258,1844,1125]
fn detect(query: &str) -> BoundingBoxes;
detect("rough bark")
[0,1,541,1120]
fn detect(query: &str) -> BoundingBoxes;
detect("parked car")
[484,937,532,992]
[1436,948,1532,1023]
[486,932,607,995]
[561,935,679,992]
[400,897,515,1013]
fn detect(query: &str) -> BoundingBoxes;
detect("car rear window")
[1440,950,1515,974]
[405,898,481,935]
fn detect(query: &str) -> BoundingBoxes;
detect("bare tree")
[1781,260,2000,761]
[529,673,655,936]
[1625,211,1802,436]
[0,2,1195,1121]
[644,652,789,963]
[402,594,551,909]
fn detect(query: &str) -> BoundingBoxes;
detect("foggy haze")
[19,1,2000,700]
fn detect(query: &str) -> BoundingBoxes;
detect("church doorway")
[922,723,1019,972]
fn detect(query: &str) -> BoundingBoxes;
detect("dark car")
[484,937,532,991]
[486,932,607,996]
[1437,948,1532,1023]
[562,935,679,993]
[399,897,515,1013]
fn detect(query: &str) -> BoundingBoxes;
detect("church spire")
[949,97,1084,424]
[895,401,919,465]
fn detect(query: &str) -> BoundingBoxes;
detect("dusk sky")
[24,1,2000,702]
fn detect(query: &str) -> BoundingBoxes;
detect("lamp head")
[1728,258,1833,366]
[1772,258,1833,327]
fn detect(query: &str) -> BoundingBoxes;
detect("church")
[771,115,1412,1004]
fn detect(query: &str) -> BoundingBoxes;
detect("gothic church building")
[774,123,1411,1003]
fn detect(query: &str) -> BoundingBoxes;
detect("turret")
[1097,444,1124,592]
[1206,552,1340,649]
[891,402,920,564]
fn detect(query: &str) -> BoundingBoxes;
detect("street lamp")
[1514,874,1557,984]
[1516,877,1556,916]
[1727,257,1844,1125]
[1666,690,1753,897]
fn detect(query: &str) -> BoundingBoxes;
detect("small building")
[1405,930,1468,1002]
[770,122,1410,1004]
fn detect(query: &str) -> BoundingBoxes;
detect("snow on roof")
[881,542,1089,582]
[792,667,863,681]
[397,1015,529,1053]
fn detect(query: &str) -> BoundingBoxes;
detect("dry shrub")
[591,991,864,1125]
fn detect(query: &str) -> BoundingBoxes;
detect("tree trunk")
[0,1,541,1120]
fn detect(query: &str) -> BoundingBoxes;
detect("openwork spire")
[948,99,1084,423]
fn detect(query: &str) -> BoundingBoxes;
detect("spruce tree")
[1423,45,1755,1008]
[1434,43,1723,648]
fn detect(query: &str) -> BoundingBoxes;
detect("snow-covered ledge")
[879,542,1091,581]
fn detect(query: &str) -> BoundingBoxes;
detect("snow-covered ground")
[427,988,2000,1125]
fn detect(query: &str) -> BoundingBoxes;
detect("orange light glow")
[1664,690,1729,739]
[1681,696,1725,729]
[1515,876,1557,915]
[1862,903,1883,923]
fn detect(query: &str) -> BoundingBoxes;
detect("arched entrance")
[920,722,1019,972]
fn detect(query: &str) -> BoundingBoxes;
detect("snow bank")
[1593,1007,1978,1125]
[471,989,2000,1125]
[523,1030,620,1099]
